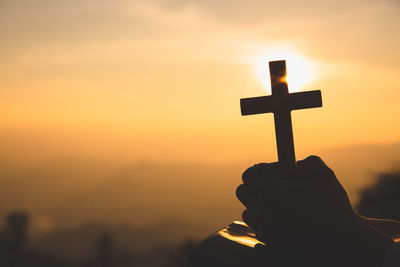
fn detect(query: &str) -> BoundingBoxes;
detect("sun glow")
[253,49,315,93]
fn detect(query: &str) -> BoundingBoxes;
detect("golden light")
[253,49,315,93]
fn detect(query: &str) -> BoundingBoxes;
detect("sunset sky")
[1,0,399,164]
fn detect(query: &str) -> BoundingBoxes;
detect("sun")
[253,49,315,93]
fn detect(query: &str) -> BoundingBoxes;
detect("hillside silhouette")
[0,212,196,267]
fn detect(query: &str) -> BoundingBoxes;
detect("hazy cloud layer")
[0,142,399,233]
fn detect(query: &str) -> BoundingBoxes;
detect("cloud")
[151,0,380,23]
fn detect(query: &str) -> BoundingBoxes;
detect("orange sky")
[0,0,399,164]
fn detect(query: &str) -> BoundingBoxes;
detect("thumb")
[297,155,335,180]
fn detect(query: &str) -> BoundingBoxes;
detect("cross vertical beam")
[269,61,296,166]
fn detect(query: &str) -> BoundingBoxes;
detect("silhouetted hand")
[236,156,393,266]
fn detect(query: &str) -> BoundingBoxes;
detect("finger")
[236,184,247,205]
[253,162,288,181]
[242,162,280,187]
[242,209,260,231]
[236,184,258,208]
[242,166,261,190]
[253,162,280,176]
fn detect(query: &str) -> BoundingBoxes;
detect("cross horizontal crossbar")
[240,90,322,116]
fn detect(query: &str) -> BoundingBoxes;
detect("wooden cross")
[240,60,322,166]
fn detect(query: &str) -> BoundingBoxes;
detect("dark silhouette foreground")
[190,156,400,267]
[236,156,400,266]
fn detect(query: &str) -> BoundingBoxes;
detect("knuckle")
[236,184,246,199]
[299,155,327,169]
[242,166,257,183]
